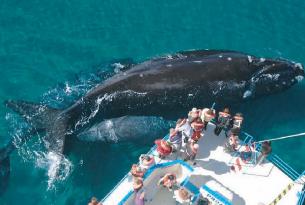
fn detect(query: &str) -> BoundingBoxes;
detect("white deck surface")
[102,122,305,205]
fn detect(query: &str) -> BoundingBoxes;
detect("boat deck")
[102,122,305,205]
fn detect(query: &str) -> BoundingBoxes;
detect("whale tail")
[5,100,68,153]
[2,100,69,194]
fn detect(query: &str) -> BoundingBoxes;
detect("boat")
[101,108,305,205]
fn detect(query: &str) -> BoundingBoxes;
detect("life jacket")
[233,116,243,128]
[131,166,144,178]
[191,121,204,131]
[141,157,155,168]
[155,139,172,155]
[191,130,201,141]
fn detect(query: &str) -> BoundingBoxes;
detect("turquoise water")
[1,0,305,204]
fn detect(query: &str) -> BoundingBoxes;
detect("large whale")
[2,49,304,192]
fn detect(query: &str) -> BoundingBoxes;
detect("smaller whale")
[77,116,175,143]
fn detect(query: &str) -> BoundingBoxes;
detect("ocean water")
[0,0,305,204]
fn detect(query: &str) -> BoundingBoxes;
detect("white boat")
[101,118,305,205]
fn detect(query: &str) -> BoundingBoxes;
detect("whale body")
[6,49,304,154]
[2,49,304,193]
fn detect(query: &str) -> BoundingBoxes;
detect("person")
[232,113,243,129]
[188,108,201,122]
[88,197,103,205]
[200,108,216,130]
[168,119,186,152]
[169,128,182,152]
[133,177,144,192]
[191,118,204,142]
[139,154,155,170]
[214,107,231,136]
[224,133,239,153]
[257,141,272,164]
[176,118,193,144]
[196,197,211,205]
[131,164,145,178]
[184,141,199,165]
[174,188,190,203]
[158,173,177,191]
[134,190,145,205]
[155,139,172,158]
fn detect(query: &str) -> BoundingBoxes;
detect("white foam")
[112,63,125,73]
[219,55,223,58]
[65,83,72,94]
[193,60,202,64]
[243,90,252,99]
[35,151,73,190]
[166,55,173,59]
[294,63,303,70]
[227,57,232,61]
[247,56,253,63]
[166,64,172,67]
[295,75,304,82]
[260,58,266,62]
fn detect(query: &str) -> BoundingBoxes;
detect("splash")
[35,151,73,190]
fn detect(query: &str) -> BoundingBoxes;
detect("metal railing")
[297,171,305,205]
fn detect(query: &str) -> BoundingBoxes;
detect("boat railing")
[101,134,168,203]
[240,131,302,182]
[297,171,305,205]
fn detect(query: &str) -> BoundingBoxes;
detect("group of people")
[96,105,274,204]
[154,106,245,164]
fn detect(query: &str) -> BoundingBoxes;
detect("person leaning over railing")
[214,107,231,136]
[224,133,239,153]
[200,108,216,130]
[88,197,103,205]
[257,141,272,165]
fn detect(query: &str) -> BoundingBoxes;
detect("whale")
[2,49,304,192]
[77,116,174,143]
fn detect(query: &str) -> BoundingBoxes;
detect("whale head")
[243,57,304,99]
